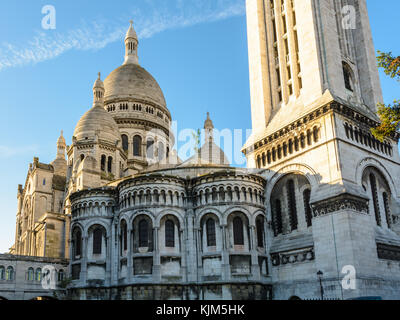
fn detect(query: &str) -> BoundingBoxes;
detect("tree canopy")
[371,51,400,141]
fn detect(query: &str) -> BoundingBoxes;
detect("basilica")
[3,0,400,300]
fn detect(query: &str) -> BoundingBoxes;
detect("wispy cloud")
[0,0,245,71]
[0,145,38,158]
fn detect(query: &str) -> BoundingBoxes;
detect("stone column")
[221,225,230,281]
[153,227,161,281]
[81,236,88,285]
[127,225,133,283]
[249,225,260,279]
[180,228,187,282]
[105,235,112,286]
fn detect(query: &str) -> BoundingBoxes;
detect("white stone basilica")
[4,0,400,300]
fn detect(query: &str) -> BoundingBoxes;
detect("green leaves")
[372,51,400,140]
[371,101,400,141]
[377,51,400,80]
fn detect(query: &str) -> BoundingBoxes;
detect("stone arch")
[84,220,110,238]
[265,163,319,201]
[269,172,312,236]
[251,210,267,226]
[355,157,398,197]
[128,210,155,226]
[195,207,224,227]
[222,206,253,226]
[156,209,184,228]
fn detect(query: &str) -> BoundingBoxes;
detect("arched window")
[27,268,34,281]
[287,180,298,231]
[265,150,270,164]
[121,221,128,253]
[73,229,82,259]
[122,135,129,153]
[233,217,244,246]
[383,192,392,229]
[139,220,149,247]
[107,156,113,173]
[257,155,261,169]
[101,155,106,172]
[0,266,4,280]
[303,189,312,227]
[58,270,65,282]
[93,228,103,255]
[313,127,319,143]
[6,267,14,281]
[369,174,381,226]
[294,137,299,151]
[262,153,266,167]
[133,136,142,157]
[146,139,154,160]
[165,220,175,248]
[300,133,306,149]
[343,62,354,91]
[307,130,312,146]
[35,268,42,282]
[80,154,85,162]
[256,219,264,248]
[206,219,216,247]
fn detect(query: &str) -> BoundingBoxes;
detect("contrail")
[0,0,245,71]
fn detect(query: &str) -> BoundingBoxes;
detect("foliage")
[192,129,201,155]
[372,51,400,140]
[371,101,400,141]
[377,51,400,80]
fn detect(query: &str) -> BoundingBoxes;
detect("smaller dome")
[51,158,67,176]
[73,105,121,144]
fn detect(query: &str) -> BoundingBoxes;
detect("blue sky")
[0,0,399,253]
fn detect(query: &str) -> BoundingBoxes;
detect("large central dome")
[104,63,166,108]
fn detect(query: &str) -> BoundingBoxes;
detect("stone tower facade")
[244,0,400,299]
[11,132,70,259]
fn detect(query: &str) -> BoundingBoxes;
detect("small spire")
[93,73,105,107]
[204,112,214,142]
[124,20,139,65]
[204,112,214,130]
[56,130,66,159]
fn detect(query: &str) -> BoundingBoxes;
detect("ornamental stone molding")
[311,194,369,218]
[271,247,314,267]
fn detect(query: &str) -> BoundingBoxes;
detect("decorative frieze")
[271,247,314,267]
[311,194,369,217]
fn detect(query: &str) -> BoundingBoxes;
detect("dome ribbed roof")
[73,105,120,143]
[104,63,166,108]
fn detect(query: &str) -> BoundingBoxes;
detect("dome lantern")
[124,20,139,65]
[93,72,105,107]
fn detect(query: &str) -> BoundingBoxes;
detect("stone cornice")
[244,101,399,156]
[311,193,369,217]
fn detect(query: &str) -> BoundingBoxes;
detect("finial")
[98,72,101,80]
[207,112,210,119]
[61,130,64,136]
[129,20,133,27]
